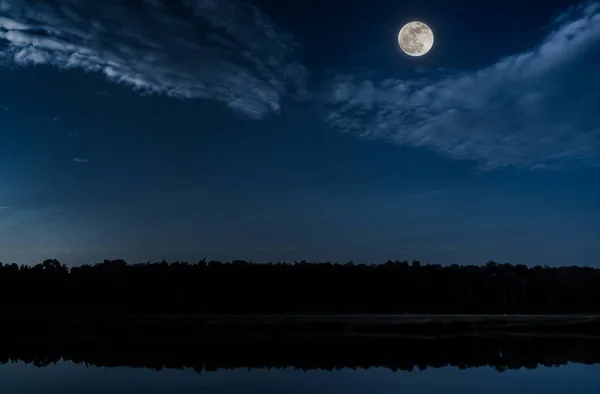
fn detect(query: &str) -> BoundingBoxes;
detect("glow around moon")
[398,21,434,57]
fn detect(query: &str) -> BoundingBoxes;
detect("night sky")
[0,0,599,267]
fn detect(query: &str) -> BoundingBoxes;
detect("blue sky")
[0,0,599,266]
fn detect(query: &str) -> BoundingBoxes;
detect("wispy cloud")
[73,157,88,163]
[324,2,600,170]
[0,0,309,119]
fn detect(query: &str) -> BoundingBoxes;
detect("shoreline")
[2,314,600,340]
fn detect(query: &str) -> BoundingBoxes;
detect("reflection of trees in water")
[2,336,600,373]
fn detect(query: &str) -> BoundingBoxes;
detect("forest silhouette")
[1,258,599,314]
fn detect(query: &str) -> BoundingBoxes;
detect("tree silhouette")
[0,259,600,314]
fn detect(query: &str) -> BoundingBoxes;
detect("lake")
[1,360,599,394]
[2,332,600,393]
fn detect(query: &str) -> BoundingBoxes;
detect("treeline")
[0,259,599,314]
[4,336,600,372]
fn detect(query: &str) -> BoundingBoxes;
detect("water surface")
[1,361,598,394]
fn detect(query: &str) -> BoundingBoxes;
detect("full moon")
[398,21,434,57]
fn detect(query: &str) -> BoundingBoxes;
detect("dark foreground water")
[1,361,599,394]
[2,335,600,393]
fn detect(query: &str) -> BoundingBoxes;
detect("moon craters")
[398,21,434,57]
